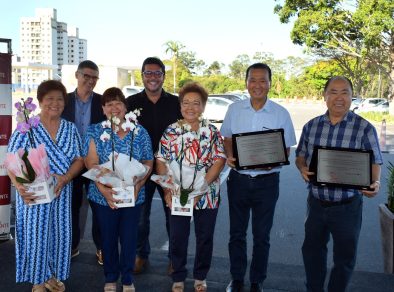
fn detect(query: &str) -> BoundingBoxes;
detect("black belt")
[314,195,358,208]
[234,170,278,180]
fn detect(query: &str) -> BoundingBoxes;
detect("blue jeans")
[94,202,141,285]
[227,170,279,284]
[170,208,218,282]
[302,195,363,292]
[136,179,170,259]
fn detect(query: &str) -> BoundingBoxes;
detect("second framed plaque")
[309,146,373,191]
[232,129,289,170]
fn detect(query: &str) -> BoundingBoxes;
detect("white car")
[122,86,143,97]
[354,98,387,113]
[204,96,234,122]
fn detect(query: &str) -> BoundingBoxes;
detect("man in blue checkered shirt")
[295,76,383,292]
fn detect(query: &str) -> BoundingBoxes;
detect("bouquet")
[5,98,54,204]
[151,118,211,206]
[83,109,149,207]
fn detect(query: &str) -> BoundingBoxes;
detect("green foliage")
[229,54,250,79]
[274,0,394,99]
[386,162,394,212]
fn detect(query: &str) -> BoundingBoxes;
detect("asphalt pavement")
[2,152,394,291]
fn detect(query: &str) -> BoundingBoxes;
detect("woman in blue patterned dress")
[7,80,84,292]
[156,82,226,292]
[83,87,153,292]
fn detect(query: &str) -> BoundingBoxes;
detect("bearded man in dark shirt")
[126,57,182,274]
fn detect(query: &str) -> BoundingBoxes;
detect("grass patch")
[358,112,394,124]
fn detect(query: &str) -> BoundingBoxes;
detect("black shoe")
[226,280,243,292]
[250,282,263,292]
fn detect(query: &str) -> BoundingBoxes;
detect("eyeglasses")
[181,101,201,108]
[142,70,164,78]
[78,71,99,81]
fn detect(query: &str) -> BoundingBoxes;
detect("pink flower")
[14,102,23,111]
[25,102,37,112]
[16,122,31,134]
[28,115,40,127]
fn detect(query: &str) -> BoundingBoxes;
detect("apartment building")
[16,8,87,90]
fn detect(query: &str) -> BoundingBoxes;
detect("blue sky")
[0,0,304,67]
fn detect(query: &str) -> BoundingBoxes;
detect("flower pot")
[379,203,394,274]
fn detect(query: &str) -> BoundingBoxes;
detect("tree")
[178,51,205,75]
[164,40,185,93]
[229,54,250,79]
[204,61,224,76]
[274,0,394,99]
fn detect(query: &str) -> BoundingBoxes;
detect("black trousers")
[71,174,101,250]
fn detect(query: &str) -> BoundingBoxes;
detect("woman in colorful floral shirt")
[83,87,153,292]
[156,82,226,292]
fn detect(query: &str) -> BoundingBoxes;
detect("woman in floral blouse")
[156,82,226,292]
[83,87,153,292]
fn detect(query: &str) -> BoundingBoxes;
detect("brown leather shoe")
[133,256,148,274]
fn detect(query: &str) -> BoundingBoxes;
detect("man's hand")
[362,181,380,198]
[226,156,236,168]
[299,166,314,182]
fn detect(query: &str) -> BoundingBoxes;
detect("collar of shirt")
[75,90,94,104]
[242,97,273,113]
[319,110,354,125]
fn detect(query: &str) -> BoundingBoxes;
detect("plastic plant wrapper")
[5,144,54,205]
[83,152,149,208]
[151,159,209,206]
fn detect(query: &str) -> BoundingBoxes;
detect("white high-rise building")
[17,8,87,89]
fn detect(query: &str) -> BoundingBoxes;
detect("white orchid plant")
[176,117,211,206]
[100,109,141,171]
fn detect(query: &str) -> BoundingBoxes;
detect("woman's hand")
[193,195,202,207]
[95,181,119,209]
[163,188,173,209]
[53,173,70,197]
[15,182,36,205]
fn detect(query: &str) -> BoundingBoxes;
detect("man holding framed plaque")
[295,76,383,292]
[221,63,296,292]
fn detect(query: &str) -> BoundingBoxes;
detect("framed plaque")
[309,146,373,190]
[232,129,289,170]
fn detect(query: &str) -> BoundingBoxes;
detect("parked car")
[350,97,363,111]
[122,85,143,97]
[354,98,388,113]
[209,94,243,102]
[204,95,234,122]
[356,100,389,113]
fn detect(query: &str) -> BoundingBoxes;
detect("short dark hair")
[323,76,354,93]
[245,63,272,82]
[141,57,165,75]
[101,87,126,106]
[179,82,208,106]
[77,60,99,72]
[37,80,67,104]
